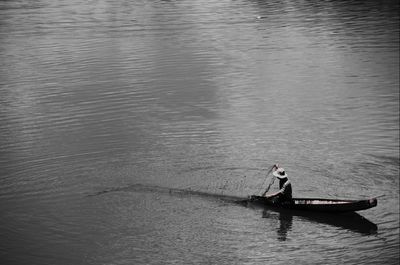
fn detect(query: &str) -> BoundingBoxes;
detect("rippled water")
[0,0,399,264]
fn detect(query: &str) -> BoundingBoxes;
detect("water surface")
[0,0,399,264]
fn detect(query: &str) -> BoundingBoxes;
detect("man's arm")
[265,190,282,198]
[266,179,290,198]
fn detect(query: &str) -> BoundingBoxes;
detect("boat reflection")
[260,206,378,238]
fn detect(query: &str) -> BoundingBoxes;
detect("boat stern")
[369,198,378,208]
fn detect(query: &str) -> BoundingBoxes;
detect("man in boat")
[263,165,293,204]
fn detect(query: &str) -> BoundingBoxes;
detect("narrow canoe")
[248,195,377,212]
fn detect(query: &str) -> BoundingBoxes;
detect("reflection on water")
[277,211,293,241]
[263,209,293,241]
[262,207,378,241]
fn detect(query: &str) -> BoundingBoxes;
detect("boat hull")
[248,195,377,212]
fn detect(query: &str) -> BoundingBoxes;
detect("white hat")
[273,167,287,178]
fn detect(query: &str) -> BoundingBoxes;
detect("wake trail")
[88,183,247,203]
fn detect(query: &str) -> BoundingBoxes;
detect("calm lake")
[0,0,399,264]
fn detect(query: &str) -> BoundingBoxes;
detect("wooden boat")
[247,195,377,212]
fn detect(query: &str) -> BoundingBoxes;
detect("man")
[264,164,293,204]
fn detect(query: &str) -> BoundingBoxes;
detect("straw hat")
[273,167,287,179]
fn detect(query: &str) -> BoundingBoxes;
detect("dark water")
[0,0,399,264]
